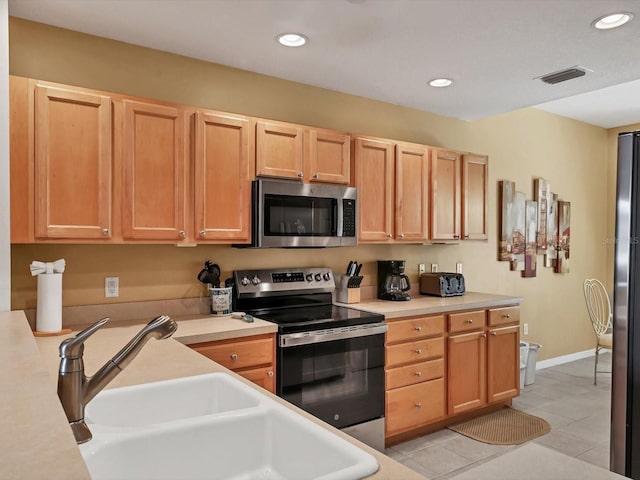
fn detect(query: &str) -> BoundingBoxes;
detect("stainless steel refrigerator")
[613,130,640,477]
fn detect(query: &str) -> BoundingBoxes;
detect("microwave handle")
[333,201,338,235]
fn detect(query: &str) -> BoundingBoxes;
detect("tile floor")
[385,352,612,479]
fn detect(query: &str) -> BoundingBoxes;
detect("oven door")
[277,323,386,429]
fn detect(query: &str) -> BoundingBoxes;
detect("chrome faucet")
[57,315,178,444]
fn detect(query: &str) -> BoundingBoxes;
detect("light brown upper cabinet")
[354,138,429,243]
[352,137,394,242]
[121,100,186,241]
[395,142,429,242]
[256,120,350,184]
[462,154,489,240]
[194,111,253,243]
[430,148,461,241]
[256,120,304,180]
[34,84,113,240]
[305,128,350,184]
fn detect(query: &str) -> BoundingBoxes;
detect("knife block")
[336,274,361,304]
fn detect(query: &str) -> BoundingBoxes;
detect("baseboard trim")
[535,349,596,370]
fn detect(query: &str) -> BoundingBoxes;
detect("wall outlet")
[418,263,426,276]
[105,277,119,298]
[456,262,463,274]
[523,323,529,335]
[430,263,438,273]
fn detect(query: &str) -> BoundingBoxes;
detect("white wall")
[0,0,10,311]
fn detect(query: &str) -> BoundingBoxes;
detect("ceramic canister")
[210,286,232,316]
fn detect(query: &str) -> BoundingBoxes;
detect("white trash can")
[525,344,542,386]
[520,341,529,389]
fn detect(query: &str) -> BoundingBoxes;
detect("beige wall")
[9,18,612,361]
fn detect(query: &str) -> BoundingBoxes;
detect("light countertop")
[2,310,425,480]
[336,291,524,319]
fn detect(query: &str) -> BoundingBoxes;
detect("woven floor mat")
[447,407,550,445]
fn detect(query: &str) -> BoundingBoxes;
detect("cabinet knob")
[491,331,497,336]
[415,403,422,408]
[386,233,392,238]
[414,326,422,332]
[415,371,422,377]
[503,313,511,319]
[297,172,303,178]
[230,353,238,361]
[481,333,487,338]
[415,349,422,354]
[466,319,474,324]
[453,235,460,239]
[267,371,274,377]
[178,230,185,238]
[464,235,470,239]
[399,233,405,238]
[313,173,318,179]
[199,230,206,237]
[102,228,109,236]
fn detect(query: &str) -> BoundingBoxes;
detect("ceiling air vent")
[539,66,587,85]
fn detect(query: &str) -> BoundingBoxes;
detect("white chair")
[583,278,613,385]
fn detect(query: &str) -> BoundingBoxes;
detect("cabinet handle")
[481,333,487,338]
[178,230,185,238]
[491,331,497,336]
[386,233,392,238]
[297,172,303,178]
[414,326,422,332]
[267,371,274,377]
[399,233,405,238]
[415,349,422,354]
[199,230,206,237]
[415,403,422,408]
[503,313,511,319]
[415,372,422,377]
[466,319,474,324]
[453,235,460,239]
[230,353,238,361]
[464,235,470,239]
[102,228,109,236]
[313,173,318,179]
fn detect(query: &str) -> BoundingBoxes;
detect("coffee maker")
[377,260,411,301]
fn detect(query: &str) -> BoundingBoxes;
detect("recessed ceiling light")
[592,12,633,30]
[276,33,308,47]
[429,78,453,88]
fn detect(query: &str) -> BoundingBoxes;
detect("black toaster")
[420,272,465,297]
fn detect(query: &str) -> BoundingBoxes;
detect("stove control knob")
[314,273,322,281]
[251,275,261,285]
[306,273,314,282]
[240,276,251,286]
[323,272,331,281]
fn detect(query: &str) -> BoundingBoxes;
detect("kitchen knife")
[346,261,354,275]
[354,263,363,276]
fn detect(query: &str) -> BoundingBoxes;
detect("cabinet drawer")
[449,310,486,333]
[386,337,444,368]
[386,315,445,344]
[488,306,520,326]
[238,365,275,393]
[190,334,274,370]
[386,378,445,435]
[386,358,444,390]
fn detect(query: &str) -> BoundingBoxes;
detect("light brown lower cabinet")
[385,305,520,445]
[188,333,276,393]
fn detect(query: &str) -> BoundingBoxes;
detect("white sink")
[80,373,378,480]
[86,372,261,427]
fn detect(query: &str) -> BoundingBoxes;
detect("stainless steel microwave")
[242,179,357,248]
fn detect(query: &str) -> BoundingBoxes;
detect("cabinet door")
[307,129,350,184]
[487,325,520,403]
[194,112,252,242]
[34,85,112,239]
[462,154,488,240]
[430,149,461,241]
[395,143,429,242]
[121,100,186,240]
[448,330,486,416]
[239,365,276,393]
[256,120,304,180]
[353,138,394,242]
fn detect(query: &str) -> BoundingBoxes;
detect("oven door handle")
[279,322,387,347]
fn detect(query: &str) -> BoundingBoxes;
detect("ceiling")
[8,0,640,129]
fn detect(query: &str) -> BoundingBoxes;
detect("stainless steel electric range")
[232,267,387,451]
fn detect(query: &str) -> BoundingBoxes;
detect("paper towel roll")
[36,273,63,333]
